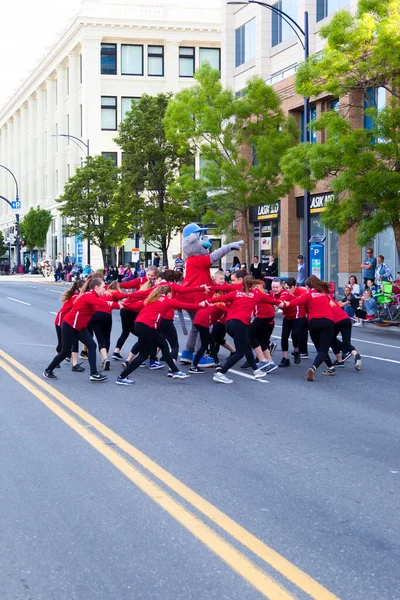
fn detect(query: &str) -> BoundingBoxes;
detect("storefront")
[249,202,280,269]
[297,192,339,288]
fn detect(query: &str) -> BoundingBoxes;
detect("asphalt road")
[0,277,399,600]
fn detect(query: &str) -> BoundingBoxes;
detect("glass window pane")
[101,96,116,107]
[149,45,163,54]
[101,108,116,130]
[121,45,143,75]
[121,97,139,121]
[180,58,194,77]
[148,56,163,76]
[180,47,194,57]
[199,48,220,71]
[102,152,118,166]
[101,44,116,75]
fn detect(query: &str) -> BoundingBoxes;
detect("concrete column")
[45,77,56,207]
[67,50,82,174]
[28,95,37,209]
[36,86,46,207]
[81,37,101,154]
[280,190,300,278]
[20,104,29,209]
[222,3,236,89]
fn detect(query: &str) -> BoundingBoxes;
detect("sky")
[0,0,83,109]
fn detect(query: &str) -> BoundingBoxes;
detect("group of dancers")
[43,266,362,385]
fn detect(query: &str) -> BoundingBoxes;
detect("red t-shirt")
[119,277,147,290]
[330,300,350,324]
[289,290,334,322]
[280,287,307,319]
[63,290,120,331]
[135,296,200,329]
[194,305,228,328]
[208,290,280,325]
[54,293,78,327]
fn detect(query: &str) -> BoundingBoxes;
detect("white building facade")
[0,0,221,269]
[222,0,399,287]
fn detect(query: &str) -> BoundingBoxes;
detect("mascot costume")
[179,223,244,365]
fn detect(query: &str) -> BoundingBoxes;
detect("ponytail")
[144,284,171,305]
[305,275,331,294]
[60,279,85,302]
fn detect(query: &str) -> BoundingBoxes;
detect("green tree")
[0,231,7,257]
[281,0,400,256]
[57,155,135,267]
[19,206,52,252]
[164,64,298,265]
[115,93,196,267]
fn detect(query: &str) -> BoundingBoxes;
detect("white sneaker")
[253,369,266,379]
[353,322,363,327]
[213,372,233,384]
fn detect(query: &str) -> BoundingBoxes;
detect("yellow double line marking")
[0,348,340,600]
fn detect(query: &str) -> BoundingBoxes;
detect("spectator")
[354,289,377,326]
[174,253,185,272]
[137,263,146,277]
[118,265,125,282]
[230,257,241,272]
[153,252,160,268]
[250,255,262,279]
[82,264,93,279]
[25,257,31,274]
[361,248,377,284]
[338,285,359,318]
[364,278,378,295]
[297,254,306,286]
[375,254,393,284]
[64,253,71,264]
[264,255,278,291]
[348,275,360,296]
[225,269,231,283]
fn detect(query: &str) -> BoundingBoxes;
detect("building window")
[55,79,58,106]
[121,44,143,75]
[330,98,339,111]
[79,104,83,136]
[148,45,164,76]
[199,48,221,73]
[55,170,59,196]
[179,47,195,77]
[102,152,118,167]
[101,43,117,75]
[364,87,385,134]
[66,67,69,95]
[272,0,298,47]
[55,123,58,152]
[101,96,117,130]
[121,97,140,122]
[301,106,317,143]
[67,164,70,179]
[235,18,256,67]
[79,54,82,83]
[317,0,349,22]
[66,114,70,144]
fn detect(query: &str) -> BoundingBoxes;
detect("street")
[0,278,399,600]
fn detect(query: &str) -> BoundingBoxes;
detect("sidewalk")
[0,274,68,285]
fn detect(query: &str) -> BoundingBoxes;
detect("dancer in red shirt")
[54,279,85,370]
[204,277,282,384]
[249,281,277,374]
[116,285,200,385]
[287,275,335,381]
[44,277,121,382]
[282,277,309,364]
[329,299,362,370]
[189,294,228,373]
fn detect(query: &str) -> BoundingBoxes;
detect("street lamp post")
[0,164,21,271]
[53,134,91,265]
[227,0,311,276]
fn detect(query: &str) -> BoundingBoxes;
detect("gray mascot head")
[182,222,244,264]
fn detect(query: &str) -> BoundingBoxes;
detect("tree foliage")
[19,206,52,252]
[164,64,298,265]
[0,231,7,257]
[57,155,135,267]
[283,0,400,255]
[115,94,196,267]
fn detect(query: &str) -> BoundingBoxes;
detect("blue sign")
[76,235,84,267]
[11,199,21,212]
[310,243,324,280]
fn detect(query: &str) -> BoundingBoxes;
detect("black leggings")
[211,322,226,353]
[249,317,274,351]
[120,323,179,378]
[331,319,356,355]
[221,320,257,374]
[47,322,97,374]
[193,325,218,366]
[159,319,179,361]
[115,308,138,350]
[55,324,78,355]
[308,318,334,370]
[281,317,307,351]
[90,312,112,352]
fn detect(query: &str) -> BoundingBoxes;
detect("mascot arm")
[210,241,244,265]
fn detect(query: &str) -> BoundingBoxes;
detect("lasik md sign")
[309,193,334,214]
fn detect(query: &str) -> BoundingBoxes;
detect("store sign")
[253,223,260,237]
[249,202,280,222]
[131,248,140,262]
[309,193,334,214]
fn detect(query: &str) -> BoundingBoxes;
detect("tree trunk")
[100,247,107,271]
[114,246,121,266]
[392,219,400,263]
[161,238,168,269]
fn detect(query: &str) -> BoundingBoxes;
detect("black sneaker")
[322,367,336,376]
[90,372,108,382]
[354,353,362,371]
[102,359,111,372]
[189,366,205,374]
[79,350,89,360]
[300,353,309,359]
[278,358,290,368]
[293,352,301,365]
[215,365,223,373]
[43,369,57,380]
[240,361,251,369]
[333,360,345,368]
[72,363,85,372]
[269,342,277,355]
[341,351,352,362]
[112,352,123,361]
